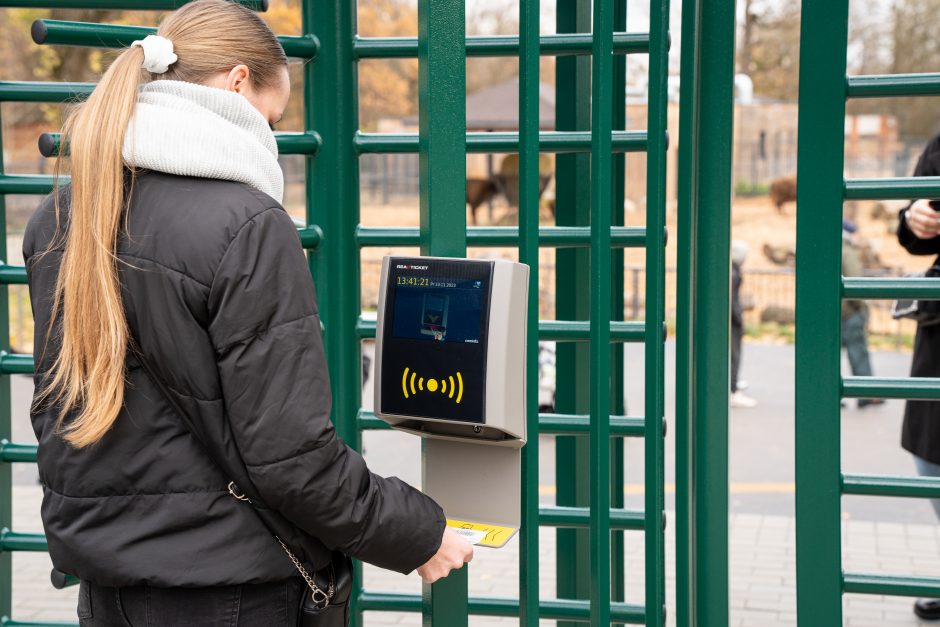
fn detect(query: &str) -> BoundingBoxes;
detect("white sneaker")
[736,379,749,391]
[730,391,757,408]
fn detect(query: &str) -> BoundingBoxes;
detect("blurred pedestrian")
[841,219,883,409]
[730,240,757,408]
[896,133,940,620]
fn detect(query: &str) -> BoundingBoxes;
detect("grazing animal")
[466,178,499,225]
[769,175,797,214]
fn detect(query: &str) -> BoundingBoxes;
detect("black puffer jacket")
[897,133,940,465]
[24,170,445,587]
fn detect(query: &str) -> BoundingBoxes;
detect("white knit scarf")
[122,79,284,204]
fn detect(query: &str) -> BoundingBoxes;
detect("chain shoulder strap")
[228,482,334,607]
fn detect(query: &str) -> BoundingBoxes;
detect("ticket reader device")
[374,256,528,547]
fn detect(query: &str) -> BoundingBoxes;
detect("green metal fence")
[0,0,673,625]
[795,0,940,623]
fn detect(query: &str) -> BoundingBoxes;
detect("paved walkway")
[9,485,940,626]
[8,342,940,625]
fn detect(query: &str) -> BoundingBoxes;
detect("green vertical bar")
[680,0,736,624]
[417,0,468,624]
[554,4,592,621]
[0,107,12,623]
[589,2,614,625]
[675,0,701,624]
[417,0,467,257]
[518,0,540,625]
[610,0,627,616]
[307,1,362,624]
[645,0,670,625]
[795,0,848,624]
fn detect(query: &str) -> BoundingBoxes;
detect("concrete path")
[7,341,940,625]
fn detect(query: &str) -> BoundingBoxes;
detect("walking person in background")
[841,219,883,409]
[896,132,940,620]
[730,240,757,408]
[24,2,471,624]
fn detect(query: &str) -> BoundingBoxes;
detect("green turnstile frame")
[795,0,940,623]
[0,0,675,624]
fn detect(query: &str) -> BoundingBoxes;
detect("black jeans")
[77,578,307,626]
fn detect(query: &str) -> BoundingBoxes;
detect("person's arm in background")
[898,133,940,255]
[207,206,472,581]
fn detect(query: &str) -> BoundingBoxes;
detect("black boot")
[914,599,940,620]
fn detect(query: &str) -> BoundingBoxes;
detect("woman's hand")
[906,199,940,240]
[416,527,474,584]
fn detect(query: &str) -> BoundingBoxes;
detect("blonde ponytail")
[36,0,287,448]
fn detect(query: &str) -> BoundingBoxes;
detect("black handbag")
[891,264,940,327]
[132,342,352,626]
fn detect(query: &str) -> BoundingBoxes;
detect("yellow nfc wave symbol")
[401,367,464,404]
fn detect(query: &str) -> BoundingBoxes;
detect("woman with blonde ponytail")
[24,1,471,624]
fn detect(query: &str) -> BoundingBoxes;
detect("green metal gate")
[796,0,940,623]
[0,0,674,624]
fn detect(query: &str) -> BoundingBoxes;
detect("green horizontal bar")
[842,376,940,401]
[41,130,319,158]
[0,265,27,286]
[843,573,940,597]
[0,354,35,375]
[50,570,79,589]
[357,411,645,437]
[539,505,644,530]
[0,441,38,464]
[354,131,648,154]
[844,177,940,200]
[0,174,57,195]
[0,81,93,103]
[538,414,645,437]
[540,320,645,342]
[0,530,47,552]
[356,317,644,342]
[297,225,323,249]
[357,592,644,622]
[842,473,940,498]
[846,73,940,99]
[353,32,649,59]
[1,620,78,627]
[355,226,646,248]
[843,277,940,300]
[0,0,264,8]
[31,20,317,59]
[277,132,321,155]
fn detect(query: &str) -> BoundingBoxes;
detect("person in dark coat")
[841,220,883,408]
[730,241,756,408]
[23,2,471,624]
[896,132,940,620]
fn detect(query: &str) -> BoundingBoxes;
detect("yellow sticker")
[446,519,517,549]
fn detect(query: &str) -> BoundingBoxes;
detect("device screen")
[381,258,492,424]
[391,277,484,343]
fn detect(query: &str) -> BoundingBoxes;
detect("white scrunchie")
[130,35,178,74]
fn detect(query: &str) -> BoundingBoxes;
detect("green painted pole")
[417,0,469,623]
[611,0,628,619]
[645,1,671,626]
[306,1,362,624]
[677,0,735,624]
[554,5,593,623]
[589,1,614,624]
[518,0,540,624]
[0,89,11,625]
[794,0,849,624]
[675,0,701,623]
